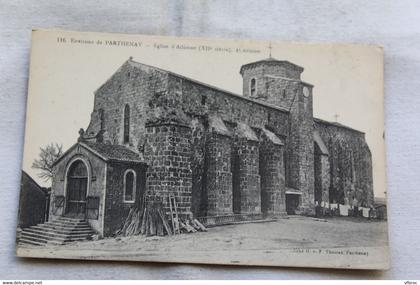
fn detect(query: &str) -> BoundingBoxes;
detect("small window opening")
[99,109,105,130]
[123,104,130,143]
[250,78,256,97]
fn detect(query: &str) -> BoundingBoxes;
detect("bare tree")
[32,143,63,182]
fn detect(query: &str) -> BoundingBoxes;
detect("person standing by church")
[352,196,359,217]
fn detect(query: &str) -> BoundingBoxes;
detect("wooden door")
[65,160,88,218]
[286,194,300,215]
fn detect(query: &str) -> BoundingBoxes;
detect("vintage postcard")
[16,29,389,270]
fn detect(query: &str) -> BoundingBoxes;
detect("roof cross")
[268,41,272,58]
[334,113,339,122]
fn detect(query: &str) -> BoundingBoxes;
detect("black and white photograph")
[15,29,388,270]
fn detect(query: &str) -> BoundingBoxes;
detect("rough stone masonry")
[50,56,374,236]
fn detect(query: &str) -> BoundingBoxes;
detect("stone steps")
[19,237,53,246]
[23,228,93,240]
[38,223,92,231]
[27,226,94,235]
[18,217,95,246]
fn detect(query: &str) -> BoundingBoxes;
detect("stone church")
[50,57,374,237]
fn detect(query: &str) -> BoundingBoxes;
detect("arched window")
[250,78,257,97]
[68,160,88,178]
[283,153,288,187]
[123,169,136,203]
[123,104,130,143]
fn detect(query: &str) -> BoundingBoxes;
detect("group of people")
[314,197,380,219]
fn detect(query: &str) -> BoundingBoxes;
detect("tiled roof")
[235,123,259,142]
[285,187,302,195]
[21,171,50,195]
[314,130,329,155]
[208,115,232,137]
[261,127,284,146]
[239,57,304,74]
[314,118,365,134]
[81,142,144,163]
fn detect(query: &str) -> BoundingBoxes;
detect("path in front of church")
[17,216,388,265]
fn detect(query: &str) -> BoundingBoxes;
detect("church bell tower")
[239,57,305,109]
[239,56,316,215]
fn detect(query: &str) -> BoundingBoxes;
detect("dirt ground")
[17,216,389,269]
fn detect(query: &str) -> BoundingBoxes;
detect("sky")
[22,30,386,197]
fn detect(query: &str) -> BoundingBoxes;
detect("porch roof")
[81,142,145,163]
[53,142,145,166]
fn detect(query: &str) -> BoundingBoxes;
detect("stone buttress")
[232,123,261,214]
[205,115,233,216]
[259,128,286,216]
[144,121,193,218]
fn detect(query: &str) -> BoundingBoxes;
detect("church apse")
[314,119,374,207]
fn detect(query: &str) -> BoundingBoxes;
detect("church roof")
[314,118,365,134]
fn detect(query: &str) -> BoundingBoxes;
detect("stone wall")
[85,60,168,152]
[286,83,315,214]
[259,133,286,216]
[205,131,233,216]
[103,161,146,236]
[144,122,193,218]
[239,61,315,214]
[169,74,290,138]
[164,73,290,216]
[232,134,261,214]
[189,118,207,216]
[314,148,330,205]
[241,61,303,102]
[241,64,267,100]
[315,119,374,207]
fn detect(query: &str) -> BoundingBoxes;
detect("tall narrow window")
[250,78,256,97]
[124,169,136,202]
[350,151,356,183]
[123,104,130,143]
[283,153,288,187]
[98,108,104,130]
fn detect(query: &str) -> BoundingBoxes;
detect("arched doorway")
[65,160,88,218]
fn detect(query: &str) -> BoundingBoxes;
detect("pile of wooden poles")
[116,192,206,237]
